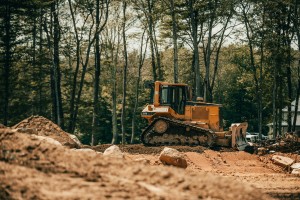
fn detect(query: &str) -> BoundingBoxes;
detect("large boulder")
[103,145,124,159]
[291,168,300,175]
[159,147,187,168]
[291,163,300,170]
[271,155,294,168]
[291,163,300,175]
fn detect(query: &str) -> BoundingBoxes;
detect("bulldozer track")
[141,117,217,147]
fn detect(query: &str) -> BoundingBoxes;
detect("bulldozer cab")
[159,85,187,115]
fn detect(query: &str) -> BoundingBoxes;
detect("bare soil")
[0,116,299,200]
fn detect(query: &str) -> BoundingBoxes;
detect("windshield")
[160,85,186,114]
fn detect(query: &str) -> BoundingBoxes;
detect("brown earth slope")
[0,128,273,200]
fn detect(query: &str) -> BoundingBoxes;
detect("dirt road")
[121,145,300,200]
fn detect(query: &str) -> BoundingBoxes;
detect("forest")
[0,0,300,145]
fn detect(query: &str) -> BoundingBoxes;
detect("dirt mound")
[0,124,6,128]
[13,116,80,148]
[0,128,272,200]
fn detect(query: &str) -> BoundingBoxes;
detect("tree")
[67,0,108,134]
[131,29,148,143]
[185,0,202,98]
[132,0,163,81]
[0,0,52,126]
[101,1,122,144]
[91,0,109,145]
[292,0,300,132]
[202,0,235,102]
[121,0,128,144]
[1,0,13,126]
[237,0,265,139]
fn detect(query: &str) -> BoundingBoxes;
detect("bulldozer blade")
[230,123,249,151]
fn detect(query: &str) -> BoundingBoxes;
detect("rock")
[134,158,150,165]
[291,168,300,175]
[72,148,96,153]
[103,145,124,159]
[32,135,62,146]
[271,155,294,168]
[68,134,82,146]
[291,163,300,170]
[159,147,187,168]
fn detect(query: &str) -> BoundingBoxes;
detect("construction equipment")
[141,81,249,150]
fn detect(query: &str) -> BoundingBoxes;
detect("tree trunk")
[131,30,148,144]
[278,81,283,136]
[152,24,162,81]
[3,2,11,126]
[210,12,231,102]
[258,7,266,140]
[67,0,108,133]
[286,54,293,133]
[147,0,157,81]
[32,10,37,114]
[111,34,120,144]
[43,11,57,124]
[67,0,81,133]
[38,8,44,115]
[203,0,214,102]
[187,0,201,98]
[293,0,300,131]
[272,69,277,138]
[285,5,293,133]
[121,0,128,144]
[91,0,102,146]
[170,0,178,83]
[52,1,64,129]
[293,62,300,131]
[241,2,260,138]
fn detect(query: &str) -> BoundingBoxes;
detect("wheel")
[153,119,168,134]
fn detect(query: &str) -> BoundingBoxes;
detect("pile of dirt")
[13,116,80,148]
[0,128,272,200]
[0,124,6,128]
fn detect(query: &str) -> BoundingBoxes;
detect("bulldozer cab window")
[160,85,186,115]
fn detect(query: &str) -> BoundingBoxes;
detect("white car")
[246,132,259,143]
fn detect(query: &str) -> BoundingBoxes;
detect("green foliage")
[1,0,300,142]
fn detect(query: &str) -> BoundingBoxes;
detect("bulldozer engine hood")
[141,105,169,116]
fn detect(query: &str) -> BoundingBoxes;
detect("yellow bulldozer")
[141,81,249,150]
